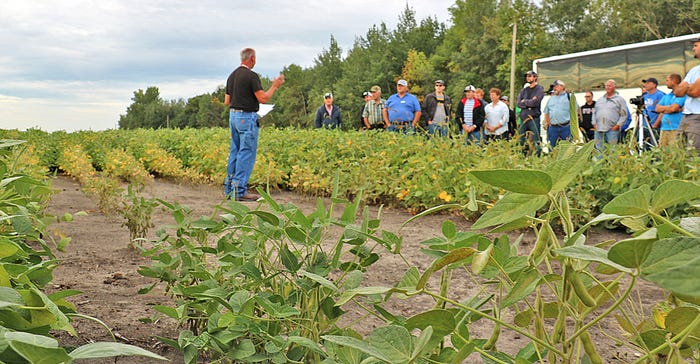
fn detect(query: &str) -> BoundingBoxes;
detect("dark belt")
[231,109,256,113]
[552,122,570,127]
[391,120,410,124]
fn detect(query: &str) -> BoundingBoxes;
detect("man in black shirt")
[224,48,284,201]
[517,70,545,156]
[578,91,596,141]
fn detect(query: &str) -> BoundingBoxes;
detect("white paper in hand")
[258,104,274,118]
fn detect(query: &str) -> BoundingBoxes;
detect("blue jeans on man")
[462,129,481,145]
[428,123,448,137]
[594,129,620,152]
[519,116,542,156]
[547,123,571,148]
[388,122,415,135]
[224,111,259,198]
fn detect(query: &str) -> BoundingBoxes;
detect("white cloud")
[0,0,453,132]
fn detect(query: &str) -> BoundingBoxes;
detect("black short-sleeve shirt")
[226,66,263,112]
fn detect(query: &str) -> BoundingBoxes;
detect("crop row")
[2,127,698,221]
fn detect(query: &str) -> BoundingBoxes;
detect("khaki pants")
[658,130,679,147]
[680,114,700,151]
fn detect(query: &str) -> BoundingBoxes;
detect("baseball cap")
[642,78,658,85]
[553,79,565,87]
[499,95,509,101]
[690,37,700,43]
[464,85,476,91]
[525,70,538,76]
[434,79,445,85]
[323,92,333,98]
[397,79,408,86]
[362,91,371,97]
[370,85,381,92]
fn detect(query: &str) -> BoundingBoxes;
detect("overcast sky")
[0,1,453,132]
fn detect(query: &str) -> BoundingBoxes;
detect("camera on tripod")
[629,95,645,107]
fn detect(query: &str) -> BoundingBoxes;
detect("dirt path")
[45,176,661,363]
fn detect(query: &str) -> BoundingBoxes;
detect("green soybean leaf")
[300,270,338,292]
[472,193,548,230]
[501,268,540,308]
[322,334,390,362]
[336,286,393,306]
[608,229,657,269]
[10,341,71,363]
[0,239,20,259]
[411,326,434,360]
[402,203,462,228]
[280,244,301,272]
[254,296,299,318]
[417,247,476,289]
[284,226,307,244]
[442,220,457,239]
[231,339,256,360]
[555,246,632,273]
[0,286,23,309]
[368,325,413,364]
[651,180,700,213]
[249,211,280,226]
[665,307,700,336]
[602,186,650,216]
[470,169,552,195]
[154,305,179,319]
[406,309,455,352]
[641,237,700,297]
[545,141,595,192]
[286,336,325,355]
[69,342,168,360]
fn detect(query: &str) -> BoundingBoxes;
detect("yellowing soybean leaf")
[665,307,700,336]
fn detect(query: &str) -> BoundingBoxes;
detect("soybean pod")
[567,266,596,307]
[483,323,501,350]
[528,222,552,266]
[580,331,603,364]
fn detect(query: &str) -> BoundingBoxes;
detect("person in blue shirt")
[655,73,687,147]
[382,79,422,134]
[543,80,574,148]
[642,78,665,127]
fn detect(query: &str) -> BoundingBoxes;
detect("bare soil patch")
[45,176,663,363]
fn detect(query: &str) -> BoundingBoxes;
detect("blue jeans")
[388,123,415,135]
[224,111,259,198]
[428,123,448,137]
[464,130,481,145]
[594,129,620,152]
[519,116,542,156]
[547,124,571,148]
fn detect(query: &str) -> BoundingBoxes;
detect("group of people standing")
[222,40,700,200]
[355,79,518,143]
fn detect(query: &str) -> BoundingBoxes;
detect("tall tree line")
[119,0,700,130]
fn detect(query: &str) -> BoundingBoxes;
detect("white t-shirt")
[484,101,509,135]
[683,64,700,114]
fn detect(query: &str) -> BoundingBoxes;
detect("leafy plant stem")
[420,289,566,357]
[471,343,509,364]
[647,211,694,237]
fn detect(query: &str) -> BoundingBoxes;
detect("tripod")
[627,106,658,152]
